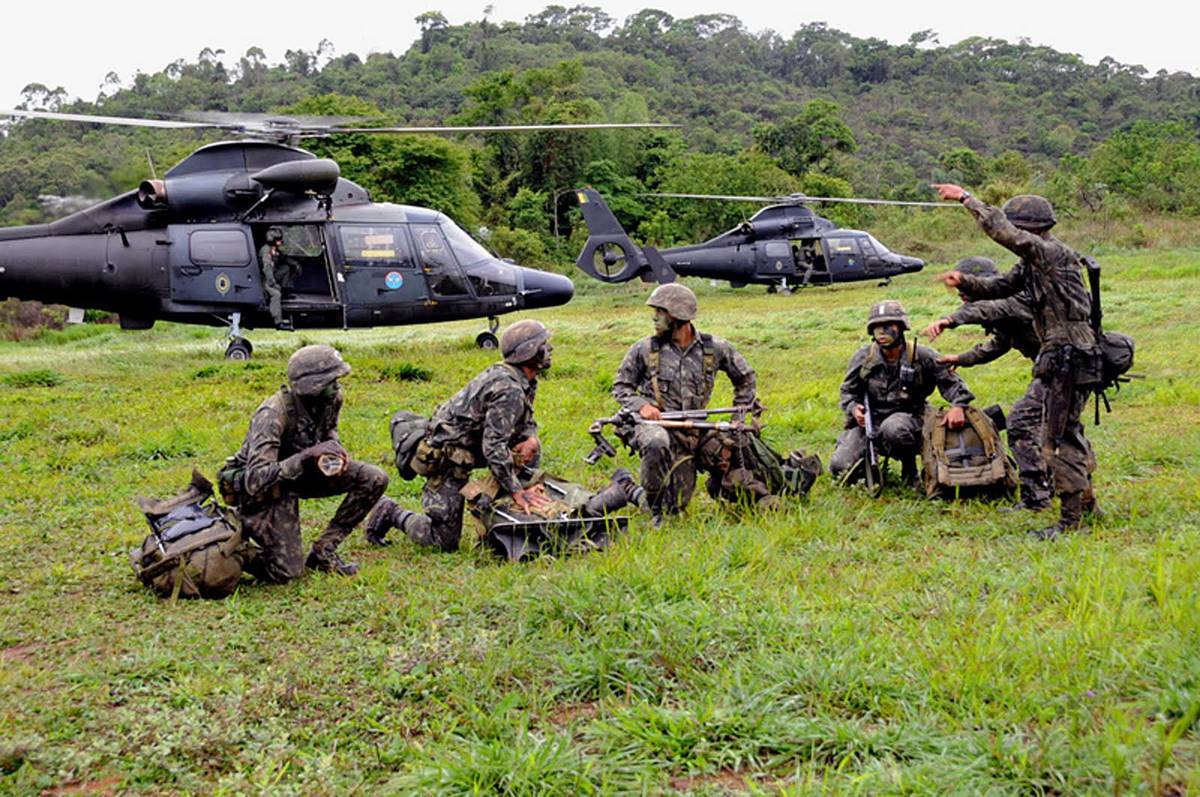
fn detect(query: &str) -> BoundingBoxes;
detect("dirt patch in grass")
[547,700,600,726]
[669,769,753,794]
[41,775,122,796]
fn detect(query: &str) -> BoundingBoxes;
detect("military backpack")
[920,406,1016,500]
[389,410,431,480]
[131,470,257,600]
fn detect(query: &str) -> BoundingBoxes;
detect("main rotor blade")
[642,191,957,208]
[330,122,678,134]
[0,109,213,129]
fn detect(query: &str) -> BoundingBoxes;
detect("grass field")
[2,247,1199,795]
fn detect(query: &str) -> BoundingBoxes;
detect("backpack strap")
[648,338,664,409]
[280,386,298,442]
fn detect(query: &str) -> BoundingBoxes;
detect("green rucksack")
[389,410,431,481]
[920,406,1016,500]
[131,470,257,600]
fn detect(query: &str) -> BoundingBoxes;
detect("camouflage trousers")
[1008,378,1052,506]
[1037,375,1094,496]
[238,459,387,583]
[261,264,296,325]
[414,463,473,552]
[828,411,922,482]
[630,424,723,514]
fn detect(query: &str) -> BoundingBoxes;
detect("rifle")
[585,406,756,464]
[1085,256,1107,426]
[862,393,881,496]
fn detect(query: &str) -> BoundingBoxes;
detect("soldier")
[921,257,1053,511]
[612,283,757,519]
[219,345,388,580]
[830,300,973,487]
[366,320,553,551]
[932,185,1101,539]
[259,226,299,330]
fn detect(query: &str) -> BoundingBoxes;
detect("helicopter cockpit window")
[858,238,877,257]
[866,235,891,255]
[189,230,251,266]
[440,221,491,266]
[413,224,470,297]
[439,221,516,296]
[338,225,415,268]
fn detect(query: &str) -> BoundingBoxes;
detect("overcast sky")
[2,0,1196,111]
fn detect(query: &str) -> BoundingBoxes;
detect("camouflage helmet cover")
[645,283,697,321]
[866,300,910,333]
[1001,195,1056,231]
[501,319,551,364]
[955,256,997,277]
[265,226,284,244]
[287,344,351,396]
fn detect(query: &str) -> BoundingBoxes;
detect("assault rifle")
[862,393,881,496]
[585,406,757,464]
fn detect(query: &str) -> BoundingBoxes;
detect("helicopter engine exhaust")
[137,179,167,210]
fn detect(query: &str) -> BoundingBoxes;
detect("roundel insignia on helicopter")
[385,271,403,290]
[214,273,232,295]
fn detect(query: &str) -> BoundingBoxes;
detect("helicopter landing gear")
[767,279,792,295]
[877,277,892,287]
[223,311,254,360]
[475,316,500,350]
[226,338,253,360]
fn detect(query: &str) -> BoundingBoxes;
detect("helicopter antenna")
[145,148,158,181]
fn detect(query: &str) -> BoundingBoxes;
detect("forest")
[2,6,1199,271]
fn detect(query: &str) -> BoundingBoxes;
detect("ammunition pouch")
[217,457,245,506]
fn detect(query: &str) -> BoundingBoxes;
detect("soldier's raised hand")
[934,270,964,289]
[922,318,952,341]
[931,183,967,202]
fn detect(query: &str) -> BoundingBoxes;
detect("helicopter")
[573,188,953,292]
[0,110,670,358]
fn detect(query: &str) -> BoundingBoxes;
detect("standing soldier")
[922,257,1054,511]
[259,227,299,330]
[367,320,553,551]
[932,185,1101,539]
[830,300,973,487]
[612,284,757,520]
[219,345,388,580]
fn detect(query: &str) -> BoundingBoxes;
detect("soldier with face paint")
[829,300,973,487]
[219,345,388,581]
[612,283,757,519]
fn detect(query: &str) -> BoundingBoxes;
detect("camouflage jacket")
[948,293,1041,366]
[258,244,299,285]
[958,198,1096,351]
[427,363,538,495]
[838,339,974,423]
[230,387,342,498]
[613,327,756,413]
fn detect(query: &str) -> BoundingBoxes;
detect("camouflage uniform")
[226,385,387,582]
[259,242,300,327]
[957,196,1099,528]
[830,342,975,482]
[410,363,539,551]
[612,330,756,513]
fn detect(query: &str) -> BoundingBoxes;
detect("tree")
[752,99,857,178]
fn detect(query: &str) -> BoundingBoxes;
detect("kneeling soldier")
[830,300,973,487]
[367,320,552,551]
[219,345,388,580]
[612,283,757,519]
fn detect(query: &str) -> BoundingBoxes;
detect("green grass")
[1,249,1199,794]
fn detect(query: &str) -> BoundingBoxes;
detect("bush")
[2,368,64,388]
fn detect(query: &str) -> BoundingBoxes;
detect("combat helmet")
[955,256,996,277]
[287,344,351,396]
[866,300,910,333]
[646,283,697,321]
[1001,195,1056,231]
[501,319,551,365]
[265,226,284,244]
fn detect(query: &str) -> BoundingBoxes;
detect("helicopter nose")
[902,257,924,273]
[520,267,575,309]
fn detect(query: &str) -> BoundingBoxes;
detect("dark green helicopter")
[574,188,953,293]
[0,110,668,358]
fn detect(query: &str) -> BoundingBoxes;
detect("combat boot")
[900,456,921,491]
[1028,492,1086,541]
[305,545,359,575]
[1081,484,1104,520]
[584,468,645,516]
[365,497,399,546]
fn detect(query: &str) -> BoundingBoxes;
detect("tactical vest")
[218,387,300,506]
[648,333,716,409]
[920,406,1016,500]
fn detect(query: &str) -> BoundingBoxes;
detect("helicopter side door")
[334,223,425,325]
[821,235,866,282]
[754,241,798,280]
[412,224,473,303]
[167,225,262,306]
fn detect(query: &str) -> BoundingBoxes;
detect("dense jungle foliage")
[2,6,1199,266]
